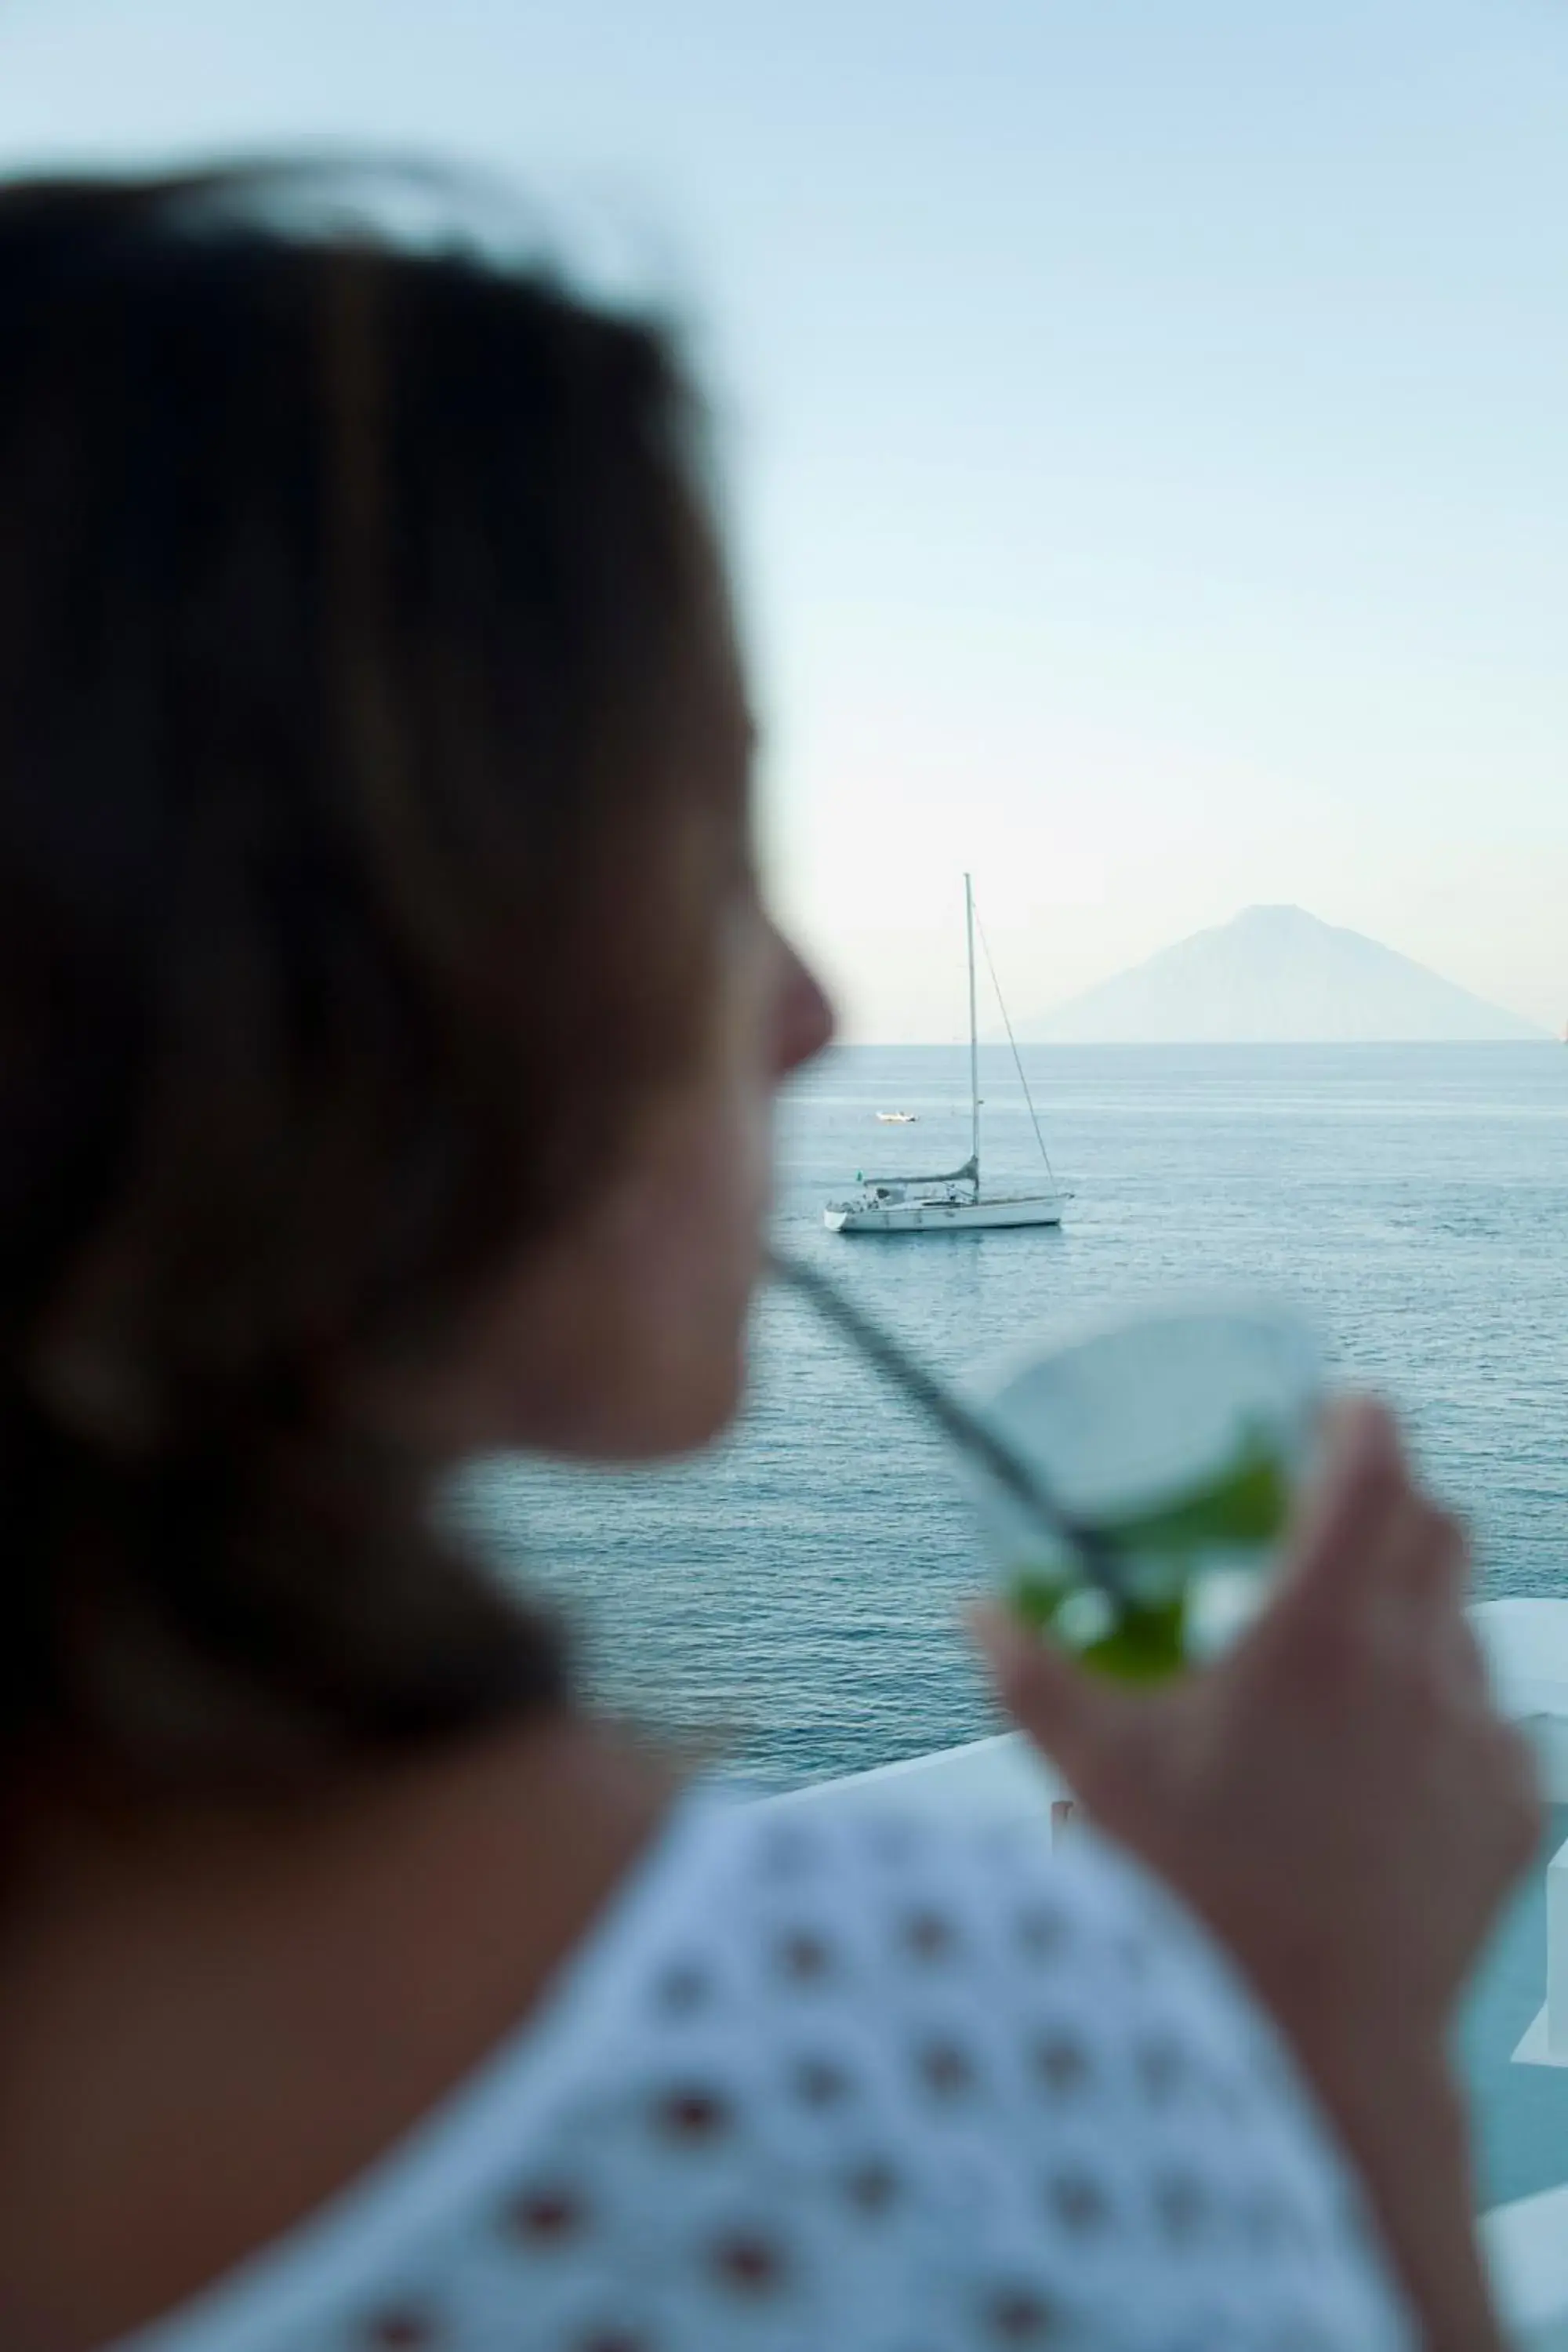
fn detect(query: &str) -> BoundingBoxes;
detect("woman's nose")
[774,931,836,1076]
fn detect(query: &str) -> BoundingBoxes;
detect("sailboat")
[824,876,1065,1235]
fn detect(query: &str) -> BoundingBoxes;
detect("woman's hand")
[974,1399,1537,2058]
[974,1399,1540,2352]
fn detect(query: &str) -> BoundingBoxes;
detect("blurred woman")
[0,168,1536,2352]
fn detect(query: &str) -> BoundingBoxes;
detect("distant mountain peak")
[1025,907,1541,1044]
[1235,901,1313,925]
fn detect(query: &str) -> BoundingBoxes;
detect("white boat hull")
[825,1194,1062,1235]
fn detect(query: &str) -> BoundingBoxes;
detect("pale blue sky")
[1,0,1564,1034]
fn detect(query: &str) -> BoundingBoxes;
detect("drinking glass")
[967,1299,1322,1680]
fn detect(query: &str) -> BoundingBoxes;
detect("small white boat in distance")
[826,877,1065,1236]
[875,1110,918,1123]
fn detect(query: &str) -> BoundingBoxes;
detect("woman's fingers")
[967,1599,1141,1795]
[1439,1608,1491,1704]
[1278,1398,1409,1616]
[1385,1494,1470,1621]
[1277,1400,1468,1634]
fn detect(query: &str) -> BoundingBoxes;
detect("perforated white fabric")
[118,1791,1411,2352]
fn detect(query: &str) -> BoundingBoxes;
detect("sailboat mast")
[965,872,980,1178]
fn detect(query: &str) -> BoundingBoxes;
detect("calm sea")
[459,1043,1568,1791]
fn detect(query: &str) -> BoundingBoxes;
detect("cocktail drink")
[970,1301,1321,1681]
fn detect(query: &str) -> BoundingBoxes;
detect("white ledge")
[1483,2183,1568,2350]
[774,1601,1568,1824]
[771,1728,1065,1824]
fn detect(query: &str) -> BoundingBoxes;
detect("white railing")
[770,1599,1568,2348]
[1512,1835,1568,2068]
[1483,2187,1568,2350]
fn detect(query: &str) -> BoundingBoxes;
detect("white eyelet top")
[114,1791,1411,2352]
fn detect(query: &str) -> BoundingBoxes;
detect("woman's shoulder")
[568,1791,1410,2343]
[636,1791,1364,2217]
[641,1789,1316,2144]
[121,1785,1411,2352]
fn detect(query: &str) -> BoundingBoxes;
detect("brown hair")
[0,165,741,1789]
